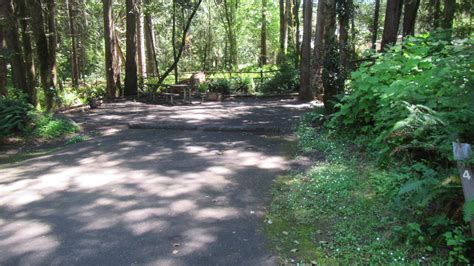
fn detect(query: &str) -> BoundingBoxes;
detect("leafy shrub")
[330,34,474,163]
[207,79,231,94]
[198,82,209,93]
[0,97,34,136]
[230,77,255,95]
[34,115,79,138]
[76,84,106,102]
[326,34,474,263]
[258,62,299,94]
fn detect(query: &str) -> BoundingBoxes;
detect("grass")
[34,115,80,138]
[264,113,450,264]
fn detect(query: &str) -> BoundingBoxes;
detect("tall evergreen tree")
[103,0,121,98]
[299,0,314,101]
[381,0,404,50]
[124,0,138,96]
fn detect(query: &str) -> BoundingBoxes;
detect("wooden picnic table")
[169,84,195,104]
[144,83,196,104]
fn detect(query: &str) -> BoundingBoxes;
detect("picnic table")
[169,84,194,104]
[144,83,196,105]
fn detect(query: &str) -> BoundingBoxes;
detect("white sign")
[463,170,472,180]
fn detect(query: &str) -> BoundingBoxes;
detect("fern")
[463,200,474,223]
[0,98,34,136]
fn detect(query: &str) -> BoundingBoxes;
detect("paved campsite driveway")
[0,99,316,265]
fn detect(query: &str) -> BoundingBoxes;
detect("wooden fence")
[146,69,280,86]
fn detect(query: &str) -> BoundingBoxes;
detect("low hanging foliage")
[330,33,474,163]
[325,33,474,262]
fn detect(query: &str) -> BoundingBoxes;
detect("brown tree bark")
[322,0,338,113]
[380,0,404,51]
[0,26,7,97]
[2,0,28,95]
[172,0,178,83]
[299,0,314,101]
[143,0,158,77]
[402,0,421,37]
[103,0,120,98]
[260,0,267,66]
[278,0,288,63]
[432,0,441,28]
[17,0,36,105]
[294,0,301,67]
[371,0,380,49]
[442,0,456,30]
[124,0,138,96]
[29,0,57,110]
[286,0,294,52]
[66,0,80,88]
[338,0,351,73]
[136,0,146,81]
[312,0,326,96]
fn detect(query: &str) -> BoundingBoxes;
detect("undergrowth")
[1,97,79,139]
[265,113,473,264]
[34,115,79,139]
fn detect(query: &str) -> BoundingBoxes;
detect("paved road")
[0,99,315,265]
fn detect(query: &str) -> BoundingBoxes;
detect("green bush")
[230,77,255,95]
[34,115,79,138]
[330,34,474,163]
[0,97,34,137]
[76,83,106,102]
[207,79,232,94]
[324,34,474,263]
[258,62,299,94]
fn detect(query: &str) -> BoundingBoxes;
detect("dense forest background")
[1,0,472,110]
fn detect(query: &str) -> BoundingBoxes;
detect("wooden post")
[260,69,264,87]
[453,142,474,236]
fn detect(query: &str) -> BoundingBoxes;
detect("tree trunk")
[260,0,267,66]
[402,0,420,37]
[299,0,313,101]
[45,0,57,107]
[204,0,213,71]
[322,0,339,113]
[294,0,301,67]
[157,0,202,84]
[29,0,57,110]
[222,0,238,69]
[278,0,288,64]
[312,0,326,96]
[0,26,7,97]
[2,0,28,95]
[136,0,146,82]
[124,0,138,96]
[338,0,351,74]
[143,0,158,77]
[103,0,120,98]
[380,0,404,51]
[172,0,178,83]
[66,0,80,88]
[433,0,441,28]
[442,0,456,30]
[371,0,380,49]
[17,0,36,105]
[286,0,294,52]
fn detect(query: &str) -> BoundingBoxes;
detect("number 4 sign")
[463,170,472,180]
[453,142,474,236]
